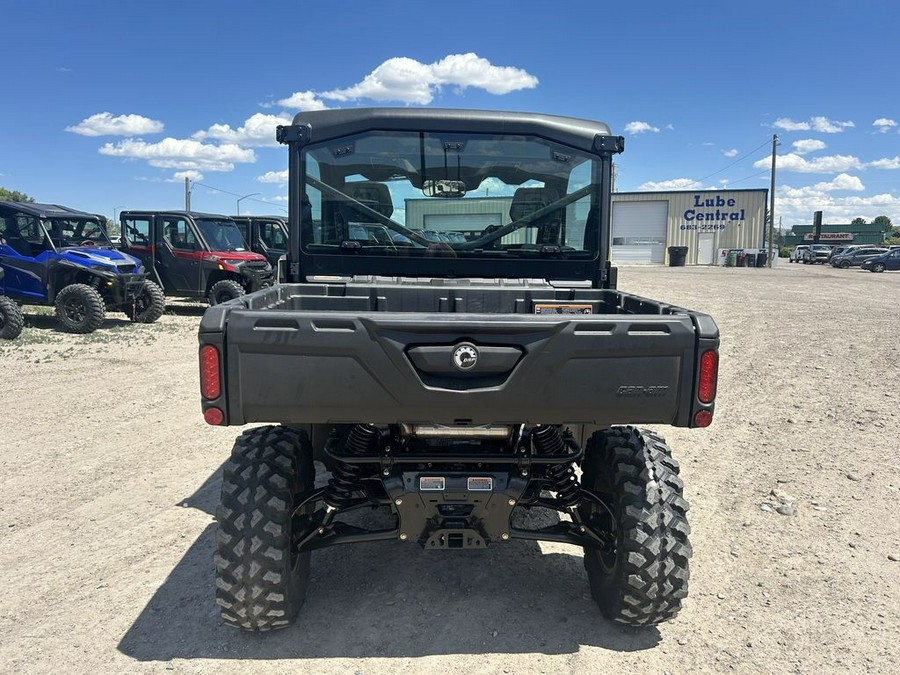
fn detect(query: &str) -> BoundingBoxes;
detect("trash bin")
[736,250,746,267]
[667,245,688,267]
[726,250,737,267]
[756,251,768,267]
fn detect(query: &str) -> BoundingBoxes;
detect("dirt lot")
[1,262,898,675]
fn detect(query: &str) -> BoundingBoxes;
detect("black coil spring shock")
[324,424,380,509]
[532,425,581,507]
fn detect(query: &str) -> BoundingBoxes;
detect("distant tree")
[872,215,893,233]
[0,187,35,202]
[851,217,867,226]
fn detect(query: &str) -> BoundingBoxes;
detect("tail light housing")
[697,349,718,404]
[200,344,221,399]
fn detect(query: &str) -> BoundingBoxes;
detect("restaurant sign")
[803,232,852,241]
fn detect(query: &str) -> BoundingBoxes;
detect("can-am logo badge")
[452,344,479,371]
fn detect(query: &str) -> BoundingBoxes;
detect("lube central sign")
[681,194,746,231]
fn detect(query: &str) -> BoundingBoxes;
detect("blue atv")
[0,267,24,339]
[0,201,165,334]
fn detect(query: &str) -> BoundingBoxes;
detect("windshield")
[195,219,248,252]
[45,218,112,248]
[301,131,602,260]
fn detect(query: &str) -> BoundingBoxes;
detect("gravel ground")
[1,262,898,675]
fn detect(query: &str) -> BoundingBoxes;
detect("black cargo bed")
[199,282,717,427]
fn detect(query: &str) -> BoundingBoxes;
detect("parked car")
[831,247,889,268]
[861,248,900,272]
[801,244,832,264]
[789,245,809,262]
[828,244,863,261]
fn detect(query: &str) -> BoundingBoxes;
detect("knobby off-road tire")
[209,279,244,306]
[0,296,24,339]
[54,283,105,334]
[130,280,165,323]
[215,425,316,631]
[580,426,692,626]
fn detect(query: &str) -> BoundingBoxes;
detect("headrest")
[342,181,393,218]
[509,187,562,222]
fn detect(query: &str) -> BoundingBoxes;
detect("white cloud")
[66,112,164,137]
[753,152,864,173]
[274,91,329,111]
[320,53,538,105]
[811,116,854,133]
[638,178,705,190]
[873,118,897,134]
[99,138,256,173]
[722,148,738,157]
[792,139,826,155]
[193,113,293,147]
[624,121,660,135]
[148,159,236,172]
[257,170,289,185]
[869,156,900,170]
[773,117,810,131]
[773,116,854,133]
[167,170,204,183]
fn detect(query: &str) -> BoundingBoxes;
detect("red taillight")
[694,410,713,427]
[698,349,719,404]
[200,345,221,399]
[204,407,225,425]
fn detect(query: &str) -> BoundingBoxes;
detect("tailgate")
[204,310,702,427]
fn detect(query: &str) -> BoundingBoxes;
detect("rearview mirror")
[423,179,467,198]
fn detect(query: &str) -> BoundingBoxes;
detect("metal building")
[611,189,768,265]
[405,188,768,265]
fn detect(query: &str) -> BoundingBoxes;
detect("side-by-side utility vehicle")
[230,215,289,268]
[0,201,164,333]
[198,109,720,631]
[0,267,24,339]
[118,210,275,305]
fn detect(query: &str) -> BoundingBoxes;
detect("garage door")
[611,201,668,264]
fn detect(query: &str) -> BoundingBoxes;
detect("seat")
[508,187,565,246]
[335,181,394,243]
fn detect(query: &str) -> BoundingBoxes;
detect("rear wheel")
[215,425,316,631]
[54,284,105,333]
[209,279,245,306]
[0,296,24,339]
[130,281,165,323]
[580,427,691,626]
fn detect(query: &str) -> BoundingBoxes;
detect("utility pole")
[185,177,191,212]
[766,134,778,267]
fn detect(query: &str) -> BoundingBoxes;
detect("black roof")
[287,108,617,153]
[120,209,234,220]
[230,215,286,221]
[0,201,100,220]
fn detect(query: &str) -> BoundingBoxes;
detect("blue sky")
[2,0,899,230]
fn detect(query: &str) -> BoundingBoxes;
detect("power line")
[192,181,287,212]
[721,168,770,187]
[695,137,773,184]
